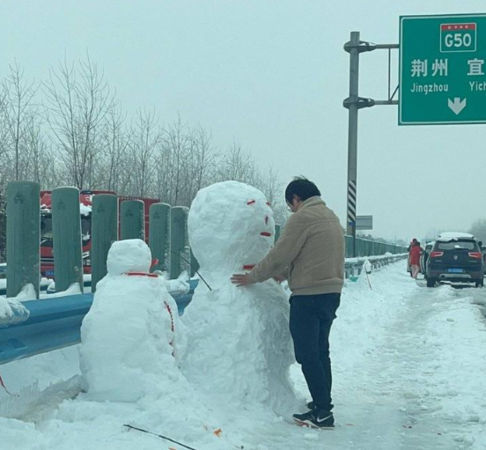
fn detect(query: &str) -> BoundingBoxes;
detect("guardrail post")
[345,235,352,258]
[149,203,171,273]
[120,200,144,240]
[52,187,83,293]
[7,181,40,299]
[91,194,118,292]
[170,206,189,279]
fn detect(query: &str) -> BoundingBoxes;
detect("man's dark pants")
[289,293,341,412]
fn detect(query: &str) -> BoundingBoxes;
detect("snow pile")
[0,284,35,325]
[363,257,372,274]
[75,238,232,449]
[46,283,83,298]
[155,270,191,296]
[182,181,297,414]
[0,295,30,326]
[80,239,185,402]
[330,266,413,402]
[411,286,486,448]
[437,231,475,241]
[2,261,486,449]
[9,284,37,302]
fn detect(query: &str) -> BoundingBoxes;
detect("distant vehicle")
[425,232,484,288]
[420,241,434,274]
[40,190,159,277]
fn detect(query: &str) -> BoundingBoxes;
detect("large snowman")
[80,239,185,402]
[181,181,297,413]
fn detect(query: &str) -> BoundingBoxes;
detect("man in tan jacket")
[231,177,345,429]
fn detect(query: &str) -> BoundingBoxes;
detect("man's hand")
[230,273,255,287]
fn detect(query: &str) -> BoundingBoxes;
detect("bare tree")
[0,189,6,262]
[215,141,260,184]
[193,125,216,193]
[0,89,10,187]
[158,117,192,205]
[211,143,288,224]
[94,103,132,192]
[0,56,289,223]
[469,219,486,243]
[0,62,39,181]
[129,109,160,197]
[23,115,57,186]
[257,167,288,225]
[44,55,115,189]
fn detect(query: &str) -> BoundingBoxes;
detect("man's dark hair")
[285,177,321,204]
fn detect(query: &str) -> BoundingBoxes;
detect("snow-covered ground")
[1,262,486,450]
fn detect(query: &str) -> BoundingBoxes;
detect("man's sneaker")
[293,409,335,429]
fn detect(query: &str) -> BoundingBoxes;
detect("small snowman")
[80,239,185,402]
[181,181,296,413]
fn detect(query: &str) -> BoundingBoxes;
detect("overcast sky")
[2,0,485,242]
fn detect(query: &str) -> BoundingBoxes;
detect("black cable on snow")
[124,424,198,450]
[171,251,212,291]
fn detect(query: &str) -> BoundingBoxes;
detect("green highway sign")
[399,13,486,125]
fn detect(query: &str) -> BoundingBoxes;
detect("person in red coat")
[410,241,422,279]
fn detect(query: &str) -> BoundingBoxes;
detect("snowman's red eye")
[266,202,271,206]
[247,200,256,205]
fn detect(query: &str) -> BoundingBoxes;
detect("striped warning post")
[347,180,357,226]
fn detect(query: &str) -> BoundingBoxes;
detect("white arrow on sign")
[448,97,467,115]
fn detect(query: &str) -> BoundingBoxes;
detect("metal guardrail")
[344,236,407,258]
[0,236,408,282]
[0,256,403,366]
[0,294,93,365]
[344,253,408,279]
[0,279,198,365]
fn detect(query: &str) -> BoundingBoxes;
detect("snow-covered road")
[1,262,486,450]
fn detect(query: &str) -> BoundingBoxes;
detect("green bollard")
[6,181,40,299]
[52,187,83,293]
[91,194,118,292]
[275,224,281,243]
[120,200,144,241]
[170,206,189,279]
[149,203,171,273]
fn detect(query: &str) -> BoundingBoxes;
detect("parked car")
[420,241,434,274]
[425,232,484,288]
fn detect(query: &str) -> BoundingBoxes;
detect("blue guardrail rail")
[0,279,199,365]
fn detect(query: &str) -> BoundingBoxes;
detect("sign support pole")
[343,32,398,257]
[345,32,359,258]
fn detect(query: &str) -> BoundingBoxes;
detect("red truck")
[40,190,159,277]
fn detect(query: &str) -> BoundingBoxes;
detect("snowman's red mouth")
[260,232,272,237]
